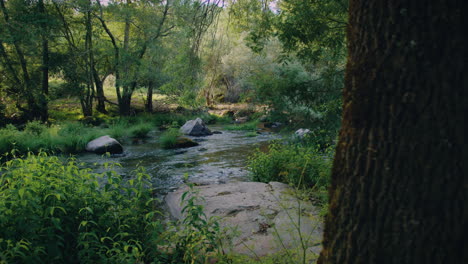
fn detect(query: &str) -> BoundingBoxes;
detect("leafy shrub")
[160,128,181,149]
[130,123,153,138]
[0,154,162,263]
[24,121,47,136]
[0,125,18,156]
[163,183,229,263]
[248,143,332,201]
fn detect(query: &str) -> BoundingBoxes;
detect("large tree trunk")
[119,93,132,116]
[318,1,466,264]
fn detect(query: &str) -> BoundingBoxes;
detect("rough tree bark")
[318,1,466,264]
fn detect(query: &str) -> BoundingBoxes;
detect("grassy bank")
[0,112,234,159]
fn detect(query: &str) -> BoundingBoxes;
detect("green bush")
[248,143,332,203]
[24,121,47,136]
[160,128,181,149]
[0,125,18,156]
[0,154,163,264]
[130,123,153,138]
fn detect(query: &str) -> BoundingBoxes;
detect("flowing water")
[76,126,280,194]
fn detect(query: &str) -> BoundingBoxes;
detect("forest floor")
[49,86,264,123]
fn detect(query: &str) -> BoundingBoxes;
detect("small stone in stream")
[264,122,283,129]
[212,131,222,134]
[295,128,311,138]
[198,148,208,152]
[174,150,187,155]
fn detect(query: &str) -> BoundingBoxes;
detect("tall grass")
[248,142,333,205]
[160,128,181,149]
[224,120,259,131]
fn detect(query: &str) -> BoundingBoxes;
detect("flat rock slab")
[165,181,323,258]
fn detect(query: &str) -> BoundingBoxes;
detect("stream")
[76,126,281,195]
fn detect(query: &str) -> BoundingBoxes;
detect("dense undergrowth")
[0,154,161,263]
[0,154,233,264]
[247,137,334,208]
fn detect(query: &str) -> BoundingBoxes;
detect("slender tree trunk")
[93,66,107,113]
[117,0,133,115]
[145,81,153,112]
[95,0,121,105]
[38,0,49,122]
[318,1,467,264]
[81,2,94,117]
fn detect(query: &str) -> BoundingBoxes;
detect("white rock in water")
[295,128,311,138]
[85,135,123,154]
[179,118,212,136]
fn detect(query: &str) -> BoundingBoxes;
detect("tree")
[0,0,53,121]
[318,1,466,263]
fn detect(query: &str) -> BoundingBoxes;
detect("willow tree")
[318,1,466,263]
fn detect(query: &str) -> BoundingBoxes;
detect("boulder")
[180,118,212,136]
[85,135,123,154]
[295,128,311,138]
[165,182,323,258]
